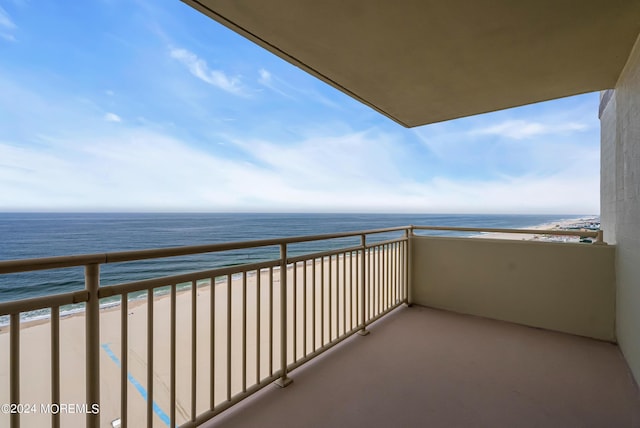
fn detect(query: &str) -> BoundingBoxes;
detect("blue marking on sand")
[101,343,172,427]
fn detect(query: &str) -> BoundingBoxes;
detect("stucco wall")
[600,33,640,383]
[600,90,617,243]
[411,236,616,341]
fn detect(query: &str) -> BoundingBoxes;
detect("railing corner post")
[85,263,100,428]
[594,229,607,245]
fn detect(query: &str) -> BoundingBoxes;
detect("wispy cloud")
[0,5,17,42]
[257,69,271,85]
[169,47,248,96]
[104,112,122,123]
[0,6,16,30]
[256,67,342,108]
[257,68,294,99]
[0,119,599,213]
[232,130,405,188]
[472,119,588,140]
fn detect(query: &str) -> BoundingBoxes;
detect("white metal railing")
[0,224,602,428]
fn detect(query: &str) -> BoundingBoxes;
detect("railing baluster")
[10,313,20,428]
[303,260,307,358]
[358,235,369,336]
[369,246,373,319]
[396,243,399,302]
[120,294,128,428]
[406,229,412,304]
[381,245,384,311]
[386,244,389,309]
[320,257,324,345]
[358,249,361,328]
[256,270,260,384]
[397,243,401,302]
[380,245,383,314]
[192,280,197,419]
[276,243,292,387]
[242,271,247,392]
[312,259,316,351]
[338,253,342,336]
[388,244,392,306]
[210,276,215,408]
[336,254,340,337]
[385,244,389,309]
[146,288,153,428]
[401,242,404,302]
[336,254,340,339]
[378,245,382,315]
[394,243,398,304]
[293,261,297,363]
[51,306,60,428]
[352,251,356,330]
[342,252,346,336]
[383,244,387,310]
[328,254,332,342]
[170,285,176,428]
[350,251,354,331]
[368,246,371,320]
[85,263,100,428]
[227,275,232,401]
[269,267,273,377]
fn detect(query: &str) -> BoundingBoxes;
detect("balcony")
[1,225,637,428]
[204,306,639,428]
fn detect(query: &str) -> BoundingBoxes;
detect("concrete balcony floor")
[204,306,640,428]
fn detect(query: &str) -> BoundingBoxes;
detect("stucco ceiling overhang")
[183,0,640,127]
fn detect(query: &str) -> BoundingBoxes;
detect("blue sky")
[0,0,600,214]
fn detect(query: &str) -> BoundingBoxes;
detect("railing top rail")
[0,225,410,274]
[412,225,599,238]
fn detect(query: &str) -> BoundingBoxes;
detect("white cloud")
[0,33,16,42]
[104,112,122,122]
[0,7,16,30]
[257,68,294,98]
[0,123,599,214]
[258,68,271,85]
[473,119,588,140]
[169,47,248,96]
[232,130,404,190]
[0,6,17,42]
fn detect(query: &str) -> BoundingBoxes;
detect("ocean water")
[0,213,592,307]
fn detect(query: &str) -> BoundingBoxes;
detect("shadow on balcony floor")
[204,306,640,428]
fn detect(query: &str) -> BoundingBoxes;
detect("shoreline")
[0,255,338,333]
[473,216,599,242]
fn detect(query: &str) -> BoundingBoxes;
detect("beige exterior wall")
[600,33,640,383]
[600,90,618,244]
[410,236,616,341]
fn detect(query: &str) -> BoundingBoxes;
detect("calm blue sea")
[0,213,593,311]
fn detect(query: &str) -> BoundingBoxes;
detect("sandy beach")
[474,217,599,242]
[0,247,405,427]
